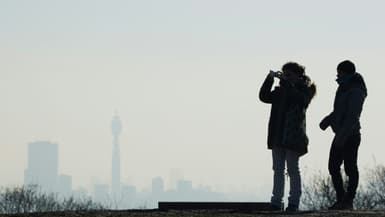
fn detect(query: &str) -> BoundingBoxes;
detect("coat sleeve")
[335,88,366,145]
[259,75,275,104]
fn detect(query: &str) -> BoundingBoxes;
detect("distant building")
[120,184,137,208]
[152,176,164,195]
[57,174,72,197]
[175,179,193,201]
[177,180,193,193]
[24,141,58,192]
[73,187,88,199]
[121,184,136,198]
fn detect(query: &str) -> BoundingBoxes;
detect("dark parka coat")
[259,75,316,156]
[320,72,367,146]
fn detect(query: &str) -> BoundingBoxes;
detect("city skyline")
[23,139,260,208]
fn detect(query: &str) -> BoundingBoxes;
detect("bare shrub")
[364,165,385,209]
[0,185,105,214]
[301,171,335,210]
[301,165,385,210]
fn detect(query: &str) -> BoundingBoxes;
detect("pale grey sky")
[1,0,384,198]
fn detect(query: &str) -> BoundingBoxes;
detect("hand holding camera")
[269,70,283,79]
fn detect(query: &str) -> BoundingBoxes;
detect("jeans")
[328,133,361,202]
[271,148,302,208]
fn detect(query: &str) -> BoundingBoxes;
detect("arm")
[259,74,275,104]
[320,113,333,131]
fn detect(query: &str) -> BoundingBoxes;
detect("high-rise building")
[57,174,72,197]
[151,176,165,207]
[176,180,193,201]
[177,180,193,193]
[152,176,164,195]
[111,114,122,197]
[24,141,58,192]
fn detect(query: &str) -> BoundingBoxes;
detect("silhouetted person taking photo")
[259,62,316,212]
[320,60,367,210]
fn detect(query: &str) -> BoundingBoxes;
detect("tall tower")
[111,113,122,197]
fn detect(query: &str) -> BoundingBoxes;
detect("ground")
[1,210,385,217]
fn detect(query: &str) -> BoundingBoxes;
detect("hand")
[269,70,282,78]
[268,70,276,78]
[319,117,329,131]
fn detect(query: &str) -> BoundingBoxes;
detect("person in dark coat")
[259,62,316,212]
[320,60,367,210]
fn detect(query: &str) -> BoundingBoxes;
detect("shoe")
[342,200,353,210]
[328,201,353,210]
[285,204,298,213]
[342,195,354,210]
[268,203,282,211]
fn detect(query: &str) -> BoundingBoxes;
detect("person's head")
[281,62,305,84]
[337,60,356,77]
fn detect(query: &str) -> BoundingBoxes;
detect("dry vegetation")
[301,165,385,210]
[1,166,384,216]
[1,210,385,217]
[0,185,104,214]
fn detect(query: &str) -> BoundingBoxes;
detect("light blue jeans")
[271,148,302,208]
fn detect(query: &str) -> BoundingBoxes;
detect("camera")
[269,70,282,78]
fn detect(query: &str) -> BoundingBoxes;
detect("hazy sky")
[1,0,384,198]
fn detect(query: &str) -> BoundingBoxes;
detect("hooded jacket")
[320,72,367,145]
[259,74,316,155]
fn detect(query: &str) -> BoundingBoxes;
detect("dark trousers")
[328,133,361,202]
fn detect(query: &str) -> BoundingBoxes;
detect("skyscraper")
[111,114,122,197]
[24,141,58,192]
[152,176,164,195]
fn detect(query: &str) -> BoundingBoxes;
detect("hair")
[282,62,305,76]
[337,60,356,74]
[282,62,317,101]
